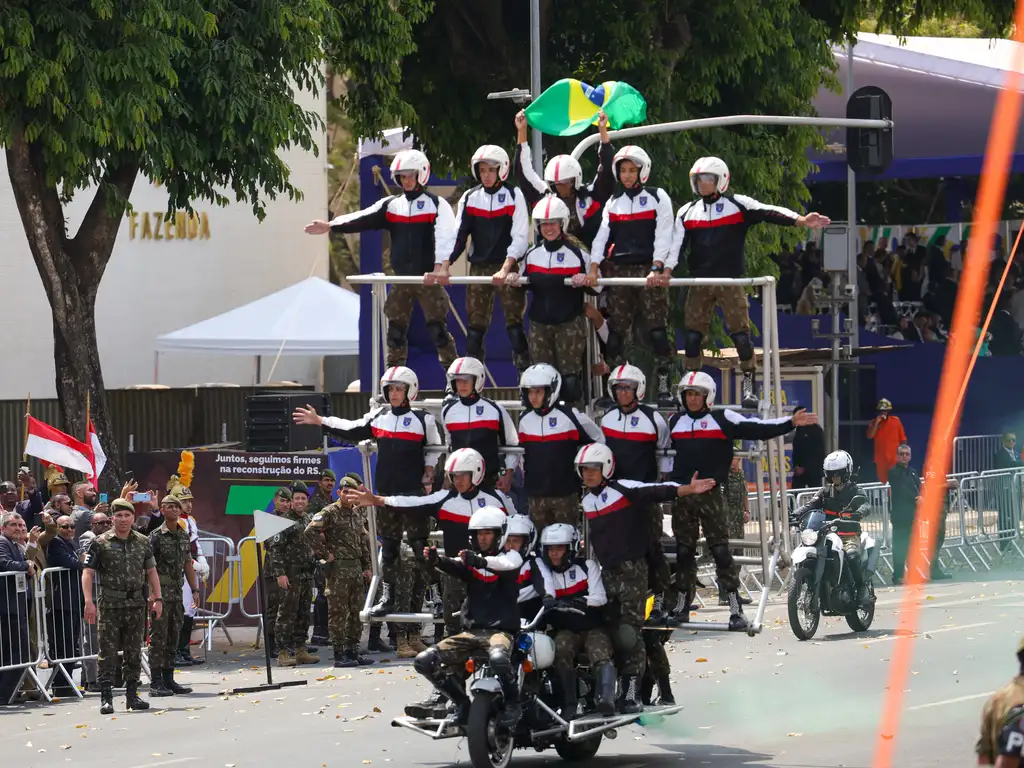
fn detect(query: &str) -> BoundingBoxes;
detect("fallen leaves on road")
[696,657,708,663]
[787,733,803,737]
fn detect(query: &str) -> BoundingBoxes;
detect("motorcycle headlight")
[800,529,818,546]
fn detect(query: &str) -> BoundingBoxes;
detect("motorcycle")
[391,606,684,768]
[787,508,879,640]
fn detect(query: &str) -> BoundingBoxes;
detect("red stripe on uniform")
[671,429,727,440]
[517,566,532,584]
[385,211,437,224]
[446,420,500,432]
[466,205,516,219]
[518,430,580,443]
[684,212,743,228]
[555,580,588,597]
[584,495,631,519]
[470,568,498,583]
[438,509,472,523]
[370,427,424,441]
[524,265,578,276]
[609,210,656,222]
[602,427,657,442]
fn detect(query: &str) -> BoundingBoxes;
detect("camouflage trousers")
[384,284,457,368]
[466,262,530,372]
[725,470,747,542]
[603,263,672,368]
[529,314,588,382]
[148,593,184,668]
[646,500,671,593]
[435,630,512,676]
[326,565,364,648]
[528,495,580,534]
[262,573,280,639]
[385,544,427,641]
[602,559,647,676]
[670,489,741,594]
[441,573,467,638]
[97,604,146,686]
[642,627,671,678]
[275,575,314,652]
[553,628,613,672]
[377,504,432,589]
[683,285,753,372]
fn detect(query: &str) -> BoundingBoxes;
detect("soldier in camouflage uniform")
[389,542,428,658]
[307,470,336,517]
[82,498,161,715]
[147,496,199,697]
[640,627,673,706]
[306,475,374,668]
[290,480,327,645]
[720,456,752,607]
[976,637,1024,765]
[265,487,319,667]
[261,488,293,656]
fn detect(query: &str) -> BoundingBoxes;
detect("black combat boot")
[164,668,193,695]
[367,623,388,653]
[656,368,674,409]
[727,591,750,632]
[334,648,358,668]
[554,669,579,721]
[741,371,758,409]
[641,670,656,706]
[594,661,617,716]
[149,669,173,698]
[616,675,643,714]
[370,582,395,618]
[646,593,666,625]
[100,686,115,715]
[655,675,675,705]
[126,681,150,710]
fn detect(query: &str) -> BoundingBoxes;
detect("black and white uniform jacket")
[670,193,799,278]
[329,190,456,275]
[450,182,529,266]
[519,236,601,326]
[537,556,607,632]
[321,407,443,495]
[442,393,520,476]
[600,404,672,483]
[435,549,523,632]
[382,487,516,558]
[519,405,604,497]
[590,185,674,267]
[581,480,679,568]
[668,408,794,487]
[513,142,616,248]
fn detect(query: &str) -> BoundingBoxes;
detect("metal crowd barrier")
[195,534,239,652]
[38,566,91,698]
[0,569,47,704]
[952,434,1005,475]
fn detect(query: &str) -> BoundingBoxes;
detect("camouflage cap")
[290,480,309,495]
[109,498,135,514]
[338,474,361,491]
[160,494,182,507]
[275,486,292,500]
[344,472,363,484]
[320,469,337,481]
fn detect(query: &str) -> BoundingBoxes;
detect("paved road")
[2,572,1020,768]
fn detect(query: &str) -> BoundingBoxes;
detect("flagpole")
[21,392,30,501]
[85,391,91,442]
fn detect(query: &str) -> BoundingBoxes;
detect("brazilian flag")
[525,79,647,137]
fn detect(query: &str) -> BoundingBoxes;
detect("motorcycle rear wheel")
[787,567,820,640]
[555,734,603,762]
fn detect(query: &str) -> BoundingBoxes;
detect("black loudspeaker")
[245,392,330,452]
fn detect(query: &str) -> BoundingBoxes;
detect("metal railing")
[195,534,239,652]
[952,434,1006,475]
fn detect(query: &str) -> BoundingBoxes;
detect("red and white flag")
[24,416,95,476]
[87,417,107,486]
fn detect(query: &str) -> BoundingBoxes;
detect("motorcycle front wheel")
[846,584,876,632]
[787,567,821,640]
[467,691,514,768]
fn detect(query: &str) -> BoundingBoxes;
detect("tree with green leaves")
[0,0,429,480]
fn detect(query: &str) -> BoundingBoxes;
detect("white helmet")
[532,195,570,232]
[539,522,580,567]
[505,515,537,555]
[677,370,716,408]
[823,450,853,484]
[607,363,646,401]
[445,448,485,487]
[390,149,431,187]
[543,154,584,191]
[574,443,615,481]
[689,156,730,195]
[519,363,562,410]
[471,145,510,183]
[468,506,509,550]
[447,357,486,394]
[612,145,652,185]
[380,365,419,402]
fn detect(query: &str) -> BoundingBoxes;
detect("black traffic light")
[846,85,893,175]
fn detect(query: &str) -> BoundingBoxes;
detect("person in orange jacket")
[866,398,907,483]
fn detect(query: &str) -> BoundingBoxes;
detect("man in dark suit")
[791,422,826,489]
[0,513,35,705]
[992,432,1022,552]
[46,515,84,697]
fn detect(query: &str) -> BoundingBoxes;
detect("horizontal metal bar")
[347,272,773,288]
[566,703,686,741]
[571,115,894,158]
[673,620,762,634]
[360,611,439,624]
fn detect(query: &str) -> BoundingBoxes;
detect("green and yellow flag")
[524,79,647,137]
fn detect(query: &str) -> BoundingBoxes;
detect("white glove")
[194,557,211,580]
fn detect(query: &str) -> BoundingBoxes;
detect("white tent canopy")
[155,277,359,355]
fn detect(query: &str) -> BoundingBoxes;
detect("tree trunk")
[6,134,138,489]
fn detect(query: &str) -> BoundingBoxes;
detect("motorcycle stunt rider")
[293,366,443,619]
[576,443,716,713]
[667,371,818,630]
[449,147,531,372]
[588,147,677,406]
[791,450,874,606]
[536,523,617,719]
[412,508,524,727]
[513,109,615,248]
[670,156,831,407]
[343,448,517,644]
[598,364,674,622]
[504,515,544,622]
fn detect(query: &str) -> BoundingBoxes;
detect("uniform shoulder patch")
[272,534,281,544]
[312,513,325,522]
